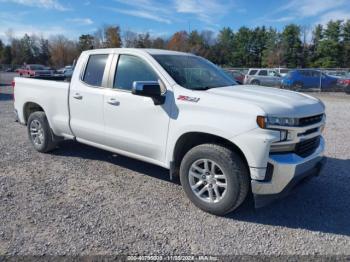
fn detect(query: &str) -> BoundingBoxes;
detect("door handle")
[107,98,120,106]
[73,93,83,100]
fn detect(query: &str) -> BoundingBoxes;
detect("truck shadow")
[52,140,178,184]
[53,141,349,236]
[230,157,350,237]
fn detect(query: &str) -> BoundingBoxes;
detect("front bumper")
[252,136,326,208]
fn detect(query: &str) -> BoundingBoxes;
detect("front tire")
[180,144,249,216]
[27,111,57,153]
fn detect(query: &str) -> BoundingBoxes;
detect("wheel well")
[173,132,249,174]
[23,102,44,124]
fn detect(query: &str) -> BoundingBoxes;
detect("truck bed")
[14,77,73,138]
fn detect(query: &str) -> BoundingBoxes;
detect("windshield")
[152,54,237,90]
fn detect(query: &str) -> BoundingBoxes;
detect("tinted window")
[114,55,158,90]
[311,70,321,77]
[258,70,268,76]
[83,54,108,86]
[249,70,258,75]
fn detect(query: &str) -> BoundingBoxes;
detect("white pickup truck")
[14,48,326,215]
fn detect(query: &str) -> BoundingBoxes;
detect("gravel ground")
[0,86,350,256]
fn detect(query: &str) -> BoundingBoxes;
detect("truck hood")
[206,85,325,117]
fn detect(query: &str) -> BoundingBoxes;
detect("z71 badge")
[177,95,200,103]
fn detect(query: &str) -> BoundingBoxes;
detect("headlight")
[257,116,298,129]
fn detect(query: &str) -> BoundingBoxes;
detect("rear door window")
[249,70,258,75]
[258,70,268,76]
[82,54,109,87]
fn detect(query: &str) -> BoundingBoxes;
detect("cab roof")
[82,48,194,56]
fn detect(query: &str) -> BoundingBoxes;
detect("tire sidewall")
[27,112,51,152]
[180,145,242,215]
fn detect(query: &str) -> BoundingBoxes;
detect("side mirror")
[132,81,165,105]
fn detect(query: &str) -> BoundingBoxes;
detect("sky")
[1,0,350,42]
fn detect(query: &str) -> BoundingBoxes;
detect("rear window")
[249,70,257,75]
[82,54,109,86]
[258,70,268,76]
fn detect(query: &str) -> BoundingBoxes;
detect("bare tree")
[123,30,137,48]
[49,35,79,67]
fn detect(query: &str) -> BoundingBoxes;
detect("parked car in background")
[63,66,74,80]
[15,67,24,73]
[17,64,54,78]
[224,69,244,84]
[57,65,73,75]
[281,69,338,91]
[338,78,350,93]
[5,67,15,72]
[244,68,282,87]
[325,70,349,78]
[275,68,290,77]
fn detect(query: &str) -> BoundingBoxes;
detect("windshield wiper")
[192,86,216,91]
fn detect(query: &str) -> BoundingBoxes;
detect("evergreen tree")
[342,20,350,67]
[2,46,12,64]
[314,20,342,67]
[38,38,50,64]
[232,27,251,67]
[262,28,283,67]
[281,24,302,68]
[0,39,3,62]
[78,34,95,51]
[309,24,323,66]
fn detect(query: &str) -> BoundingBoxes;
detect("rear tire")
[292,81,303,91]
[251,80,260,85]
[180,144,249,216]
[27,111,57,153]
